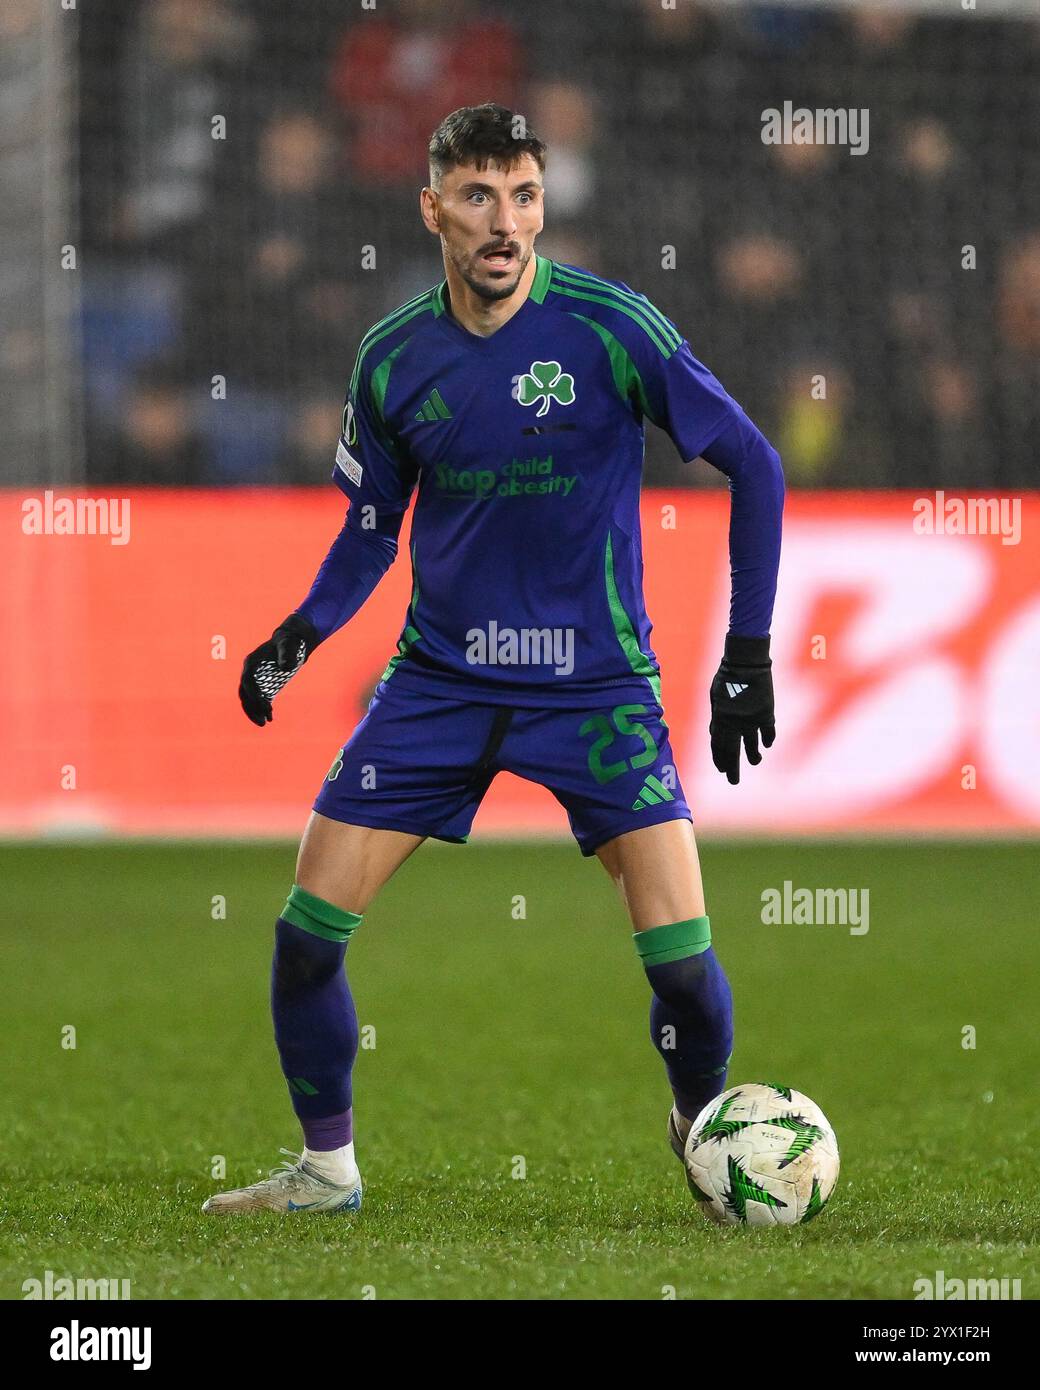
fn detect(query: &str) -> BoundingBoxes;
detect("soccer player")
[204,104,783,1214]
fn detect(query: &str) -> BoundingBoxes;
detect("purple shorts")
[313,678,691,857]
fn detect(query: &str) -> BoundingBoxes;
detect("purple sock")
[301,1108,353,1151]
[645,946,734,1122]
[271,918,358,1150]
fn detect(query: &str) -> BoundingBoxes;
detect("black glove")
[239,612,321,727]
[709,634,775,785]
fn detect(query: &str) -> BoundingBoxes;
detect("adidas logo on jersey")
[632,773,676,811]
[415,389,452,422]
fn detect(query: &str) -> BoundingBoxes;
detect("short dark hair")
[428,103,546,188]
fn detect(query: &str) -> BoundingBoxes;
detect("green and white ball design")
[684,1083,839,1227]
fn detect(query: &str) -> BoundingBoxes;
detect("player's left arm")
[638,336,785,784]
[238,365,416,726]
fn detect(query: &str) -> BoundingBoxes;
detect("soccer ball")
[683,1082,839,1227]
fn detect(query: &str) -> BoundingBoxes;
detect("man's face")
[423,155,545,302]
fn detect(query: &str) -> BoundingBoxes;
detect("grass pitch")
[1,839,1036,1300]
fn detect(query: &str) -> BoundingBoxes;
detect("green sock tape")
[634,915,711,967]
[281,884,362,943]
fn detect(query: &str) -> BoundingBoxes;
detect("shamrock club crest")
[516,360,576,418]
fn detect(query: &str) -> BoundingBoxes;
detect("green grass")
[2,840,1036,1300]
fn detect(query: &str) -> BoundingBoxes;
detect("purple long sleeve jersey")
[298,255,784,708]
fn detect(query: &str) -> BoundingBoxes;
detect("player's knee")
[293,873,365,918]
[273,885,362,994]
[272,918,343,994]
[645,947,728,1017]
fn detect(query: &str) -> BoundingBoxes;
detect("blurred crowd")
[77,0,1040,489]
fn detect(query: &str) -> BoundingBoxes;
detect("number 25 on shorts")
[579,704,659,786]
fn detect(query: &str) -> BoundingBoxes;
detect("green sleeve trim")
[634,915,711,966]
[282,884,363,943]
[604,531,662,706]
[566,312,657,423]
[381,540,423,681]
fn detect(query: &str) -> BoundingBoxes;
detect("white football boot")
[202,1149,362,1214]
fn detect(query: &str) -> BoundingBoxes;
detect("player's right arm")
[624,312,785,783]
[238,362,417,726]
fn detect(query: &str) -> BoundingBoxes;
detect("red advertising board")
[3,489,1036,836]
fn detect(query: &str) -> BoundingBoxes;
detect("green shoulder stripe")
[552,261,681,348]
[550,263,681,356]
[566,313,657,423]
[355,284,437,353]
[350,290,438,397]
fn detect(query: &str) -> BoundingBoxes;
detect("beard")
[453,245,531,302]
